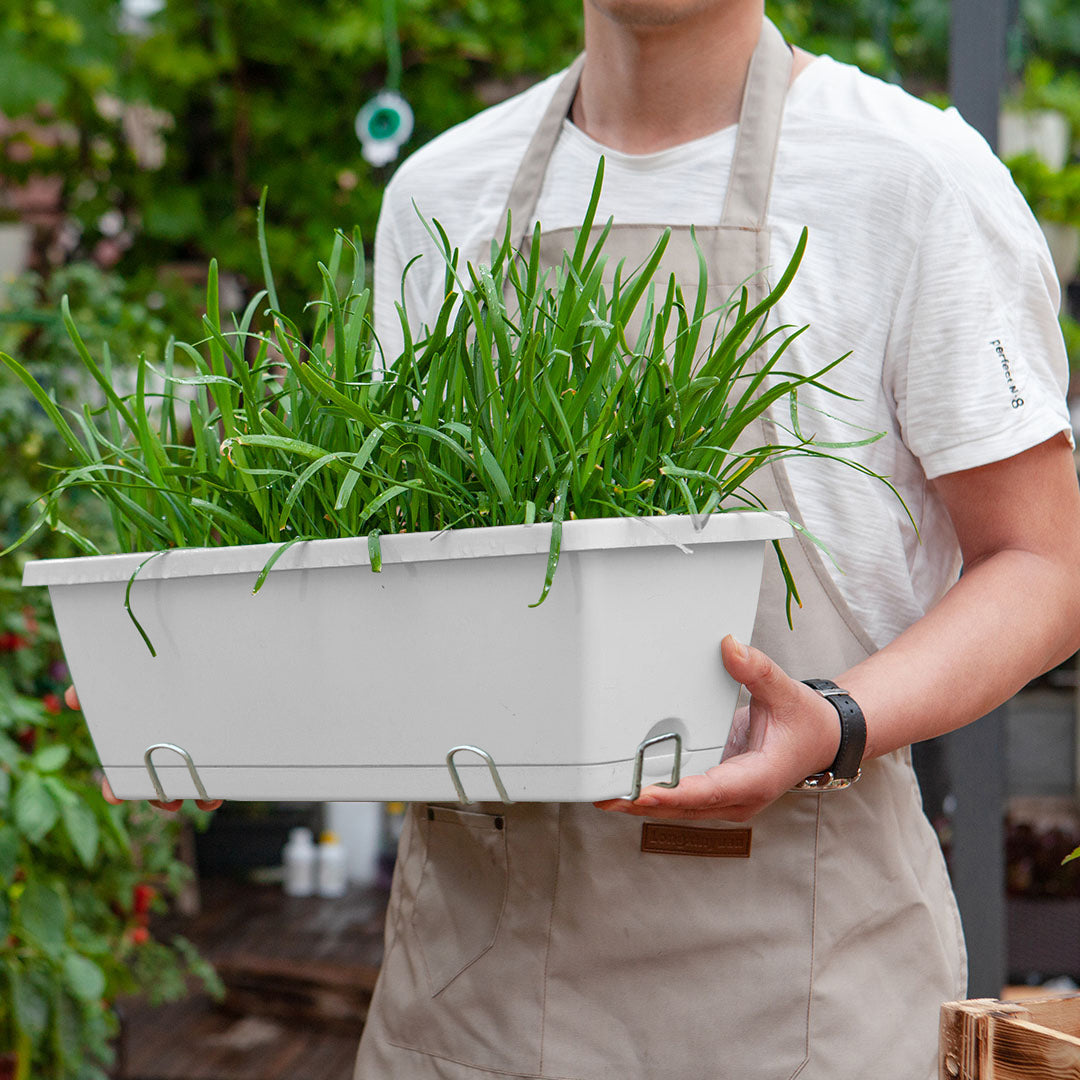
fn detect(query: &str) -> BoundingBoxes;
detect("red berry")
[131,927,150,946]
[132,883,156,914]
[15,728,36,753]
[42,694,62,716]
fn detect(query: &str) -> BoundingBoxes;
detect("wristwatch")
[791,678,866,792]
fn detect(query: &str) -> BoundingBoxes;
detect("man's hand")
[64,686,224,812]
[595,634,841,822]
[597,436,1080,823]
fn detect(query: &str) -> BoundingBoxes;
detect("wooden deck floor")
[115,878,387,1080]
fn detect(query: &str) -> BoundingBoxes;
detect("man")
[196,2,1080,1076]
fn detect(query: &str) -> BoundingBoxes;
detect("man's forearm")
[842,545,1080,762]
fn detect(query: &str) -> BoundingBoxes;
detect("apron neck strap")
[720,17,791,229]
[503,53,586,251]
[500,18,793,250]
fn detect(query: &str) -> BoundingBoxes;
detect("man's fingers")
[596,754,781,821]
[104,775,183,811]
[102,774,222,812]
[64,685,80,711]
[641,754,776,808]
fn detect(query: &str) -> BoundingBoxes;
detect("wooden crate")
[940,995,1080,1078]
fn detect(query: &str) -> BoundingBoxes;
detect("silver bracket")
[445,745,513,805]
[627,731,683,802]
[143,743,210,803]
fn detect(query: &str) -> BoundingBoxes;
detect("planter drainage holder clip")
[446,745,513,805]
[627,732,683,802]
[143,743,210,803]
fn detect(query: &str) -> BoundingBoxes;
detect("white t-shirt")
[373,54,1072,648]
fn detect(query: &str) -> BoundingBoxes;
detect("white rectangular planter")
[24,512,790,804]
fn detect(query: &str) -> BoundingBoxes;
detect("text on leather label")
[640,823,752,858]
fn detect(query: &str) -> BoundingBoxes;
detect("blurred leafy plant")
[95,0,586,307]
[1006,153,1080,224]
[1016,58,1080,142]
[0,260,220,1080]
[0,582,224,1080]
[1020,0,1080,70]
[766,0,949,86]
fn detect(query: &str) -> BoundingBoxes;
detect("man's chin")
[586,0,743,29]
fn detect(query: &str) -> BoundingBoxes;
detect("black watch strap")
[791,678,866,792]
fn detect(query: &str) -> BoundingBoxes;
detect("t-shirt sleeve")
[884,165,1073,480]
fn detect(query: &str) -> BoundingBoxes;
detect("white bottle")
[317,830,348,898]
[282,827,316,897]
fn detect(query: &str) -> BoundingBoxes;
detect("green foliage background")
[1,1,1079,1075]
[1,0,1077,301]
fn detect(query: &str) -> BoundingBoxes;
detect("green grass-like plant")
[2,167,895,634]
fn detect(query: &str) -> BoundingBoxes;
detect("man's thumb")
[721,634,792,702]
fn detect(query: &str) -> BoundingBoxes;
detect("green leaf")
[0,731,20,767]
[56,989,83,1066]
[18,880,67,955]
[10,963,51,1038]
[0,826,17,885]
[13,771,60,842]
[0,53,66,114]
[32,744,71,773]
[62,952,107,1003]
[0,892,8,940]
[368,529,383,573]
[172,935,226,1000]
[0,767,9,806]
[252,536,313,595]
[61,800,100,869]
[69,921,111,958]
[42,775,78,808]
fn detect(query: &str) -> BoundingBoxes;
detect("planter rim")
[23,510,791,587]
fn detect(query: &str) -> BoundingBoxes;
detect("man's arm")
[598,433,1080,821]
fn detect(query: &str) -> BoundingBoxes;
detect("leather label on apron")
[640,822,752,858]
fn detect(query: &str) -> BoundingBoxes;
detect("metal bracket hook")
[627,731,683,802]
[143,743,210,803]
[445,745,513,805]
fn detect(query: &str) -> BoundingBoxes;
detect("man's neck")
[572,2,806,154]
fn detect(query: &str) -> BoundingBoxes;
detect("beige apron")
[354,20,965,1080]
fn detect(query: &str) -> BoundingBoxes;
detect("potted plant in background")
[3,173,897,807]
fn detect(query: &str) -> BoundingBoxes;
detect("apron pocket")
[411,805,509,997]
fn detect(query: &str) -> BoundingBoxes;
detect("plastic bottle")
[317,830,348,898]
[282,826,316,897]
